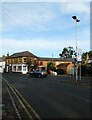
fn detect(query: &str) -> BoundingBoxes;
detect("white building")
[0,57,5,73]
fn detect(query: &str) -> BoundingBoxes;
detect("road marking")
[2,77,41,120]
[4,81,22,119]
[3,78,33,120]
[11,83,41,120]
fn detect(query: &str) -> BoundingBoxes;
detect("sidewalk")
[60,75,92,87]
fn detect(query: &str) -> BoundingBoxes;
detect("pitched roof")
[6,51,37,58]
[57,63,70,68]
[38,57,73,62]
[38,57,60,61]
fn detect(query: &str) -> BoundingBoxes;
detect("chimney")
[7,52,9,57]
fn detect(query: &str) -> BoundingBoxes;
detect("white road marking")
[4,82,22,119]
[2,76,41,120]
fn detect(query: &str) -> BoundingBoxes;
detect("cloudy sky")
[0,0,91,58]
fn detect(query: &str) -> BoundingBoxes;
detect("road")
[2,73,92,119]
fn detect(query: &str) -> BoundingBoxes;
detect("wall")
[0,62,5,73]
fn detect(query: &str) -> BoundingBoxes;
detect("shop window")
[17,66,22,71]
[13,66,16,72]
[23,66,26,71]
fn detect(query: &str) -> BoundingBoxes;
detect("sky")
[0,0,91,58]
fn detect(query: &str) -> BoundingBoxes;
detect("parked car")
[29,70,47,78]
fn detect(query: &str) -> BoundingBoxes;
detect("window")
[13,66,16,72]
[34,58,37,64]
[6,59,10,64]
[17,66,22,71]
[40,61,43,65]
[30,59,32,64]
[18,58,21,63]
[23,66,26,71]
[23,58,27,63]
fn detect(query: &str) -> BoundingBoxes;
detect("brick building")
[4,51,74,74]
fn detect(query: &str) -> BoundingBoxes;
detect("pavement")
[59,75,92,87]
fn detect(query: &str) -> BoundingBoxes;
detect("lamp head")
[76,19,80,22]
[72,16,77,20]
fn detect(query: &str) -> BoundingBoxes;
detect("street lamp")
[72,16,80,82]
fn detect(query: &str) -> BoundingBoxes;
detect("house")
[67,62,74,75]
[37,57,62,70]
[0,57,5,73]
[56,59,74,75]
[4,51,74,75]
[4,51,38,74]
[38,57,74,75]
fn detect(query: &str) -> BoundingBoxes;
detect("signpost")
[77,48,82,81]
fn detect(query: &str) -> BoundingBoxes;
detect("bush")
[56,69,65,75]
[80,64,92,76]
[80,65,86,76]
[86,65,92,76]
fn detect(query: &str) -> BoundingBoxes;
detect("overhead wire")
[1,5,34,38]
[2,5,33,25]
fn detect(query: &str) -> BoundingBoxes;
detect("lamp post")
[72,16,80,82]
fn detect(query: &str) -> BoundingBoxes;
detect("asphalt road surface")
[2,73,92,119]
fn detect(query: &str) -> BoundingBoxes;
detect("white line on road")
[3,78,33,120]
[2,76,41,120]
[11,83,41,120]
[4,82,22,119]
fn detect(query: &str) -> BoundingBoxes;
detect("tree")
[82,50,92,60]
[47,62,56,71]
[82,52,86,59]
[67,46,75,58]
[89,50,92,58]
[62,47,69,58]
[59,46,75,58]
[81,50,92,76]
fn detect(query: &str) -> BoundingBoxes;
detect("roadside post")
[77,48,82,81]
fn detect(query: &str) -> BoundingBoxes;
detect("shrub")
[56,69,65,75]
